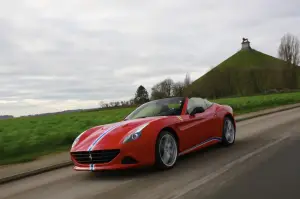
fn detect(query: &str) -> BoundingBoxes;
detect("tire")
[154,131,178,170]
[221,117,236,146]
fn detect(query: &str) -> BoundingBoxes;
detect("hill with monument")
[184,38,300,98]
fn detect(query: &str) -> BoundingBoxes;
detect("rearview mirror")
[190,107,205,116]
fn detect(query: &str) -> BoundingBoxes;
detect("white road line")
[165,132,290,199]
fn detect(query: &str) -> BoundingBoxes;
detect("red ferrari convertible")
[70,97,236,171]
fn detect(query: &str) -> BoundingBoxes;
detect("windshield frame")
[124,97,186,120]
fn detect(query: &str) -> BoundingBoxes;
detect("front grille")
[71,149,120,164]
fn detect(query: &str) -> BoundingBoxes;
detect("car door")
[199,103,218,140]
[177,98,216,150]
[203,99,220,139]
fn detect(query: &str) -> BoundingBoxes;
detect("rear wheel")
[221,117,236,146]
[155,131,178,170]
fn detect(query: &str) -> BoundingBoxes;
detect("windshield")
[125,97,185,120]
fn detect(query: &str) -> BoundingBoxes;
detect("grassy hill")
[184,48,300,98]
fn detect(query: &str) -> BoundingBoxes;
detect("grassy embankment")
[185,49,300,98]
[1,92,300,165]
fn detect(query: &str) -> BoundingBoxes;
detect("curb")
[1,103,300,184]
[235,103,300,122]
[0,161,72,185]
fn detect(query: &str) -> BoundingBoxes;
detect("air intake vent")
[71,149,120,164]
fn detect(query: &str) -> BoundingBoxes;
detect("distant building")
[241,38,251,50]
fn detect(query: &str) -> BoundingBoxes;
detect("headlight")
[72,131,85,148]
[123,122,149,144]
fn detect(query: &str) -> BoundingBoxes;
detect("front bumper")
[70,141,154,171]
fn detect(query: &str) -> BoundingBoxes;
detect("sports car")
[70,97,236,171]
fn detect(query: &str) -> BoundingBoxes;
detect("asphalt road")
[1,107,300,199]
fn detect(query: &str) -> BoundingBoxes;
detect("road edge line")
[1,103,300,184]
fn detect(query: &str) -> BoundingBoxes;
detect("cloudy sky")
[1,0,300,116]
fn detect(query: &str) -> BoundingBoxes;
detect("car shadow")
[85,166,156,181]
[178,144,224,162]
[83,142,249,181]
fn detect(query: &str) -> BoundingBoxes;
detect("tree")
[183,73,192,87]
[151,78,174,100]
[278,33,300,66]
[98,100,105,108]
[134,85,149,104]
[172,81,185,97]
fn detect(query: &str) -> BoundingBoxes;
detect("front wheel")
[155,131,178,170]
[221,117,236,146]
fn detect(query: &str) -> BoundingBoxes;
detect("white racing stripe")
[87,122,126,170]
[88,122,125,151]
[165,132,290,199]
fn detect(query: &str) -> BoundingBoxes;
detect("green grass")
[0,107,135,165]
[1,92,300,165]
[213,92,300,114]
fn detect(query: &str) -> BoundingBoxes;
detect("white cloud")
[0,100,18,104]
[114,66,149,78]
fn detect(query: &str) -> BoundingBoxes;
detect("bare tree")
[161,78,174,96]
[98,100,105,108]
[172,81,185,97]
[183,73,192,87]
[278,33,300,66]
[151,78,174,100]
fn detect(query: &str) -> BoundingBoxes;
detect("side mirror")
[190,107,205,116]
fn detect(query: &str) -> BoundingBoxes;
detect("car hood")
[72,116,164,151]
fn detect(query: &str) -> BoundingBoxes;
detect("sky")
[1,0,300,116]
